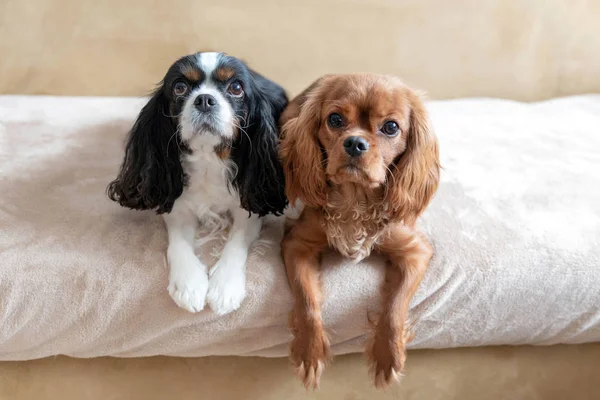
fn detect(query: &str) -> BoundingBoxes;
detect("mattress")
[1,95,599,360]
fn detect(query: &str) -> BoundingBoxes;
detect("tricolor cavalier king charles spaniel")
[279,75,440,389]
[108,52,287,315]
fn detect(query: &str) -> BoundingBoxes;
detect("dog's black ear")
[107,85,185,214]
[231,71,288,216]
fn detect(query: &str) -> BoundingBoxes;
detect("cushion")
[1,95,599,361]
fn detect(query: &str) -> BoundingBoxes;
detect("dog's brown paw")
[290,330,331,390]
[367,330,406,389]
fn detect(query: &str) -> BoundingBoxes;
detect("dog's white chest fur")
[164,141,262,316]
[180,144,238,217]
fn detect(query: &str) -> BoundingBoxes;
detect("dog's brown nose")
[343,136,369,157]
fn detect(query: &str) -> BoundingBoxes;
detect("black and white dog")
[108,52,288,315]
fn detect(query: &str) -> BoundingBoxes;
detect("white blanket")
[0,95,599,361]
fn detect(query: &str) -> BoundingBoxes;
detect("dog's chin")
[330,165,383,188]
[185,116,233,142]
[191,115,223,135]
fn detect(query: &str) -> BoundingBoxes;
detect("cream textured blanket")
[1,95,599,361]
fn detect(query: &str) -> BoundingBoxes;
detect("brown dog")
[279,74,440,389]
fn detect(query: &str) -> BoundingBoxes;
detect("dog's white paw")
[207,261,246,316]
[168,257,209,313]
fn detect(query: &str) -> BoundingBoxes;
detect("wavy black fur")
[107,87,187,214]
[230,70,288,216]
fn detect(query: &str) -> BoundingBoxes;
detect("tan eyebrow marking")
[181,66,200,82]
[215,67,235,81]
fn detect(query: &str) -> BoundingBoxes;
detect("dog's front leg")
[369,225,433,388]
[282,209,330,390]
[206,208,261,315]
[164,201,209,313]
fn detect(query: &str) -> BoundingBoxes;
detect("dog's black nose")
[194,94,217,112]
[343,136,369,157]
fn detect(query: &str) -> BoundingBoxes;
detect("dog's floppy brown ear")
[279,78,328,208]
[386,90,440,225]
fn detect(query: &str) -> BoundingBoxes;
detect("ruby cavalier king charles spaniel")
[279,74,440,389]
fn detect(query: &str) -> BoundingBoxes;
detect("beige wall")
[1,0,599,100]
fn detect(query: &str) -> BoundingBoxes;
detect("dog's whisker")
[232,119,253,155]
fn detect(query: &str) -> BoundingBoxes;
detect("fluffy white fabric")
[0,95,598,361]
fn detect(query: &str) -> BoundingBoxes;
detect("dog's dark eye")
[382,121,400,136]
[227,80,244,97]
[173,82,188,96]
[327,113,344,128]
